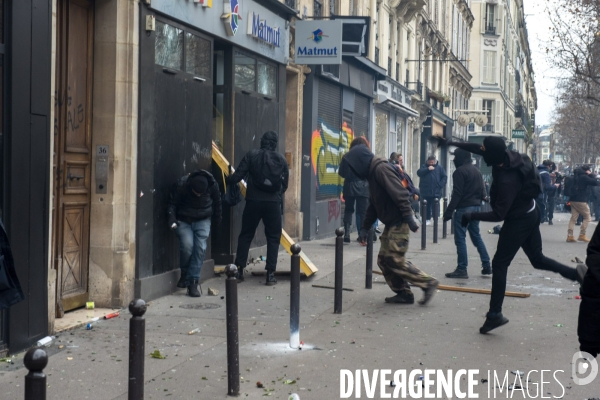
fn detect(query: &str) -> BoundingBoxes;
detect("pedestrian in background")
[340,144,439,306]
[228,131,289,285]
[340,138,371,243]
[443,149,491,279]
[547,162,558,225]
[390,153,421,220]
[567,165,598,243]
[168,170,222,297]
[417,155,447,225]
[537,160,559,224]
[450,137,585,334]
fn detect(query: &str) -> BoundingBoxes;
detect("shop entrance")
[52,0,95,316]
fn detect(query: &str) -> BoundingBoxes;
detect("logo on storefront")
[221,0,242,36]
[247,12,281,47]
[309,29,328,43]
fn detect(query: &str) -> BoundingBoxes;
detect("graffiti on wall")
[311,121,354,201]
[328,200,341,222]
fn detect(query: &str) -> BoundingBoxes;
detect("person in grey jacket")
[417,156,447,224]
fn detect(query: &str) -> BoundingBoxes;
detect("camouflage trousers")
[377,223,436,292]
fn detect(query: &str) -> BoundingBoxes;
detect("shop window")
[235,52,277,97]
[155,21,183,70]
[185,33,211,77]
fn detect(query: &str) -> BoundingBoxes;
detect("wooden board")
[372,270,529,298]
[212,142,318,277]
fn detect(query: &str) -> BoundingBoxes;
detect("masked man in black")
[450,137,586,334]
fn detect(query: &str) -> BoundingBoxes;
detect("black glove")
[461,213,472,227]
[443,211,453,222]
[405,215,420,233]
[358,228,369,244]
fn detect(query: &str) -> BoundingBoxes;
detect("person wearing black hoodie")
[229,131,289,285]
[579,223,600,358]
[339,143,439,305]
[168,170,222,297]
[450,137,586,334]
[567,165,598,243]
[537,161,554,223]
[341,139,371,243]
[443,149,491,279]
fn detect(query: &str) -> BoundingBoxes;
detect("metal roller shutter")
[315,79,342,201]
[354,94,369,139]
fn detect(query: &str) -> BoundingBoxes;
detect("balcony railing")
[485,25,496,35]
[482,124,495,132]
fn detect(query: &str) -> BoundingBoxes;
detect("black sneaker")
[548,220,553,225]
[187,280,201,297]
[445,269,468,279]
[266,271,277,286]
[344,236,351,243]
[385,292,414,304]
[576,263,588,285]
[479,314,509,334]
[481,266,492,275]
[177,275,188,288]
[418,279,439,305]
[236,268,245,283]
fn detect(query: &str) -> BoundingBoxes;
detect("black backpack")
[519,157,542,200]
[251,149,287,193]
[563,175,576,197]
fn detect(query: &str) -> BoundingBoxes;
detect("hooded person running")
[339,141,439,305]
[450,137,587,333]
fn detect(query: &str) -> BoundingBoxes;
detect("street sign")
[512,129,525,139]
[294,20,343,64]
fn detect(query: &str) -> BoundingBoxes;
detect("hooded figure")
[579,223,600,357]
[339,145,439,306]
[448,138,585,334]
[229,131,289,285]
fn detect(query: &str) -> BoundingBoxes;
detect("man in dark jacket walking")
[451,137,585,334]
[442,149,491,279]
[567,166,598,243]
[168,170,222,297]
[339,144,439,305]
[341,140,370,243]
[578,223,600,358]
[417,156,447,224]
[229,131,289,285]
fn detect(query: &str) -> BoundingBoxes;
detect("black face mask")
[482,151,505,167]
[453,159,460,168]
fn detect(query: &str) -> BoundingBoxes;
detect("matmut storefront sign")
[295,20,343,64]
[248,12,281,47]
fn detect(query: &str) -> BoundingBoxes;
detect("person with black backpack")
[228,131,289,285]
[450,137,586,334]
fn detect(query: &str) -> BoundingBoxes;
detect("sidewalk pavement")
[0,216,597,399]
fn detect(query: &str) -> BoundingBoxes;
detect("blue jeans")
[175,219,211,282]
[453,206,490,271]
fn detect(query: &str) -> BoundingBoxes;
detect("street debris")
[289,394,300,400]
[266,296,273,300]
[207,287,219,296]
[86,302,95,309]
[36,336,54,347]
[283,379,296,385]
[67,357,73,361]
[104,311,120,319]
[188,328,201,335]
[555,324,563,327]
[0,357,13,364]
[575,295,582,300]
[86,323,93,330]
[256,381,264,388]
[150,350,166,359]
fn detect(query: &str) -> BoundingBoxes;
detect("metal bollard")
[442,197,447,239]
[225,264,240,396]
[421,200,427,250]
[24,348,48,400]
[366,228,373,289]
[290,244,301,349]
[128,299,147,400]
[334,227,344,314]
[433,198,439,244]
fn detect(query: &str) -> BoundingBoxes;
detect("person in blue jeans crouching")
[443,149,491,279]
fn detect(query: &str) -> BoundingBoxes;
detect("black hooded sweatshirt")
[579,223,600,355]
[450,142,535,222]
[230,131,289,202]
[339,145,413,230]
[570,168,598,203]
[445,150,486,216]
[167,170,222,225]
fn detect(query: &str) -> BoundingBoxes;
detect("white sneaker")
[426,220,431,226]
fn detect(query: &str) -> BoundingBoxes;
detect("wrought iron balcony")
[482,124,495,132]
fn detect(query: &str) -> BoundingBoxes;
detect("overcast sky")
[522,0,559,126]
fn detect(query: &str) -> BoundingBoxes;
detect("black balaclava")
[453,148,472,168]
[482,136,507,166]
[260,131,278,151]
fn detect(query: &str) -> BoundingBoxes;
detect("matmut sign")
[248,12,281,47]
[295,20,343,64]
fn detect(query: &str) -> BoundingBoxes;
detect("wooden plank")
[212,142,318,277]
[312,284,354,292]
[372,270,530,298]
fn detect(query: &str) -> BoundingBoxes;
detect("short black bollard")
[334,227,344,314]
[290,244,301,349]
[225,264,240,396]
[421,200,427,250]
[129,299,147,400]
[24,347,48,400]
[433,198,439,244]
[442,197,447,239]
[366,228,373,289]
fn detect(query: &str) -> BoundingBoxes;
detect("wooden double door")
[52,0,94,316]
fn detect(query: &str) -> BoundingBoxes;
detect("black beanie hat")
[190,176,208,194]
[482,136,507,166]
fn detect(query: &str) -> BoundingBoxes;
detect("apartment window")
[314,0,322,17]
[329,0,336,15]
[396,63,400,82]
[482,99,494,131]
[485,4,496,34]
[483,51,496,84]
[375,47,380,64]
